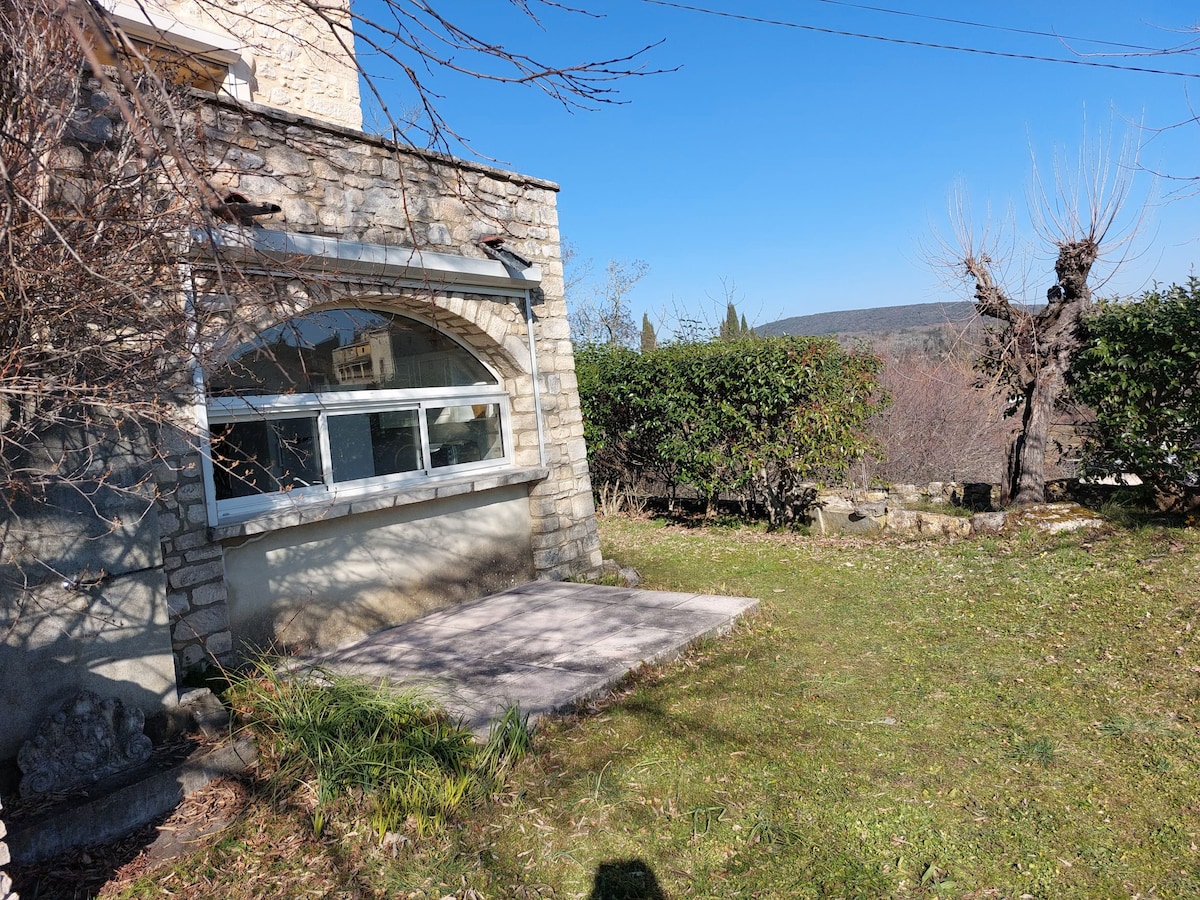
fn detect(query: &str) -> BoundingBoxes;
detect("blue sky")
[356,1,1200,333]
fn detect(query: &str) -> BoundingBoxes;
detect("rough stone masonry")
[160,93,603,673]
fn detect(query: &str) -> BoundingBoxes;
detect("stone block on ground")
[18,692,152,798]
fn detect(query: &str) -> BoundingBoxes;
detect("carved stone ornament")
[17,691,152,798]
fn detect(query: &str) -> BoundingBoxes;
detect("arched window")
[203,308,510,523]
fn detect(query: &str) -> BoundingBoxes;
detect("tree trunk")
[968,237,1097,509]
[1002,368,1063,506]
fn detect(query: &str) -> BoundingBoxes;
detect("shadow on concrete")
[589,858,668,900]
[315,582,759,735]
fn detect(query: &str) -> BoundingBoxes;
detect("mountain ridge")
[758,301,982,338]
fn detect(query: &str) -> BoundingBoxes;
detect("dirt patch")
[9,777,250,900]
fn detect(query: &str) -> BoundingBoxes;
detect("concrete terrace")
[315,582,760,733]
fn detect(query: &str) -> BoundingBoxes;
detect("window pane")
[208,308,496,396]
[210,417,322,500]
[328,410,422,483]
[427,404,503,468]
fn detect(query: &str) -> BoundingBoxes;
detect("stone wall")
[813,482,1102,538]
[0,429,179,760]
[158,95,602,669]
[157,441,233,673]
[143,0,362,129]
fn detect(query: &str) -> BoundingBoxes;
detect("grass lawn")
[108,517,1200,899]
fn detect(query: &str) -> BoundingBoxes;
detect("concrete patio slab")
[315,582,758,733]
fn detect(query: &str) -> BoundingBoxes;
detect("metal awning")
[194,226,543,293]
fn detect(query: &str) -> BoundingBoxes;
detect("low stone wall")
[813,483,1103,538]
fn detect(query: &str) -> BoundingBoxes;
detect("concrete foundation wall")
[0,570,177,762]
[0,430,178,762]
[221,485,534,656]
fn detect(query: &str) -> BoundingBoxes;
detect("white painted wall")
[221,485,535,655]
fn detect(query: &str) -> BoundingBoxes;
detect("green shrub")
[1071,279,1200,511]
[576,336,887,527]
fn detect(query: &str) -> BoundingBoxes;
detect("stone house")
[0,0,602,761]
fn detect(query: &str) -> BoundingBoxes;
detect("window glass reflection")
[208,309,495,396]
[210,417,322,500]
[426,404,503,468]
[327,410,422,483]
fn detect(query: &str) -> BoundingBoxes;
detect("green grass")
[111,520,1200,899]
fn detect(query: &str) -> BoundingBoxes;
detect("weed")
[1096,715,1167,738]
[1006,735,1057,766]
[596,481,647,518]
[746,811,802,847]
[228,663,530,840]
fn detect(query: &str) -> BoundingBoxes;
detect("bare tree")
[1,0,662,503]
[866,343,1012,486]
[0,0,206,512]
[567,258,649,346]
[950,137,1142,505]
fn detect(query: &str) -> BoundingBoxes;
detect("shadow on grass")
[589,858,668,900]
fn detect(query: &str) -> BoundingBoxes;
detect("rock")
[619,566,642,588]
[890,484,923,505]
[813,499,883,535]
[851,500,888,518]
[969,512,1007,534]
[599,559,641,588]
[18,692,152,798]
[178,688,231,742]
[887,508,972,539]
[1010,503,1105,535]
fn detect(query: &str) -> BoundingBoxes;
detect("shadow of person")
[588,858,668,900]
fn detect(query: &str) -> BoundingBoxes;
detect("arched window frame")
[200,306,514,527]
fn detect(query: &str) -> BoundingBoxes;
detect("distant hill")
[756,301,1007,357]
[757,302,981,338]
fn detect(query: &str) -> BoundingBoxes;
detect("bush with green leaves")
[1070,278,1200,511]
[576,336,886,526]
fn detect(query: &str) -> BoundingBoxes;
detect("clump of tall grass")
[228,663,530,840]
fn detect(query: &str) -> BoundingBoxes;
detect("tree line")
[573,279,1200,520]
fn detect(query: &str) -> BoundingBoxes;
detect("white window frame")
[201,317,514,527]
[205,387,513,525]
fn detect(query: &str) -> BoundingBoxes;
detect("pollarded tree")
[953,141,1140,506]
[1070,279,1200,511]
